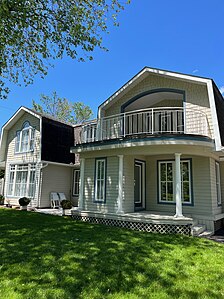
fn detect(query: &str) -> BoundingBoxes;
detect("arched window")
[15,121,35,153]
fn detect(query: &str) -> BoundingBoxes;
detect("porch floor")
[35,208,72,216]
[71,208,194,226]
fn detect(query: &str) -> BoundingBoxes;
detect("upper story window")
[15,122,35,153]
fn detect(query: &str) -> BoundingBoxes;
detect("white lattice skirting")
[71,214,192,236]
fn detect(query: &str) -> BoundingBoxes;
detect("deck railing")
[81,107,211,143]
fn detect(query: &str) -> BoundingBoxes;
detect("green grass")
[0,209,224,299]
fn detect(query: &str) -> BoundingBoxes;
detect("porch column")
[117,155,124,213]
[78,158,85,210]
[174,153,183,218]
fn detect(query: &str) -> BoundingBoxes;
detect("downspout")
[37,162,49,208]
[37,116,50,207]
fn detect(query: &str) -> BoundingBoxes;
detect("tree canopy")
[32,91,93,124]
[0,0,129,99]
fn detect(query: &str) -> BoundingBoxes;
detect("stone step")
[192,224,206,236]
[198,230,214,238]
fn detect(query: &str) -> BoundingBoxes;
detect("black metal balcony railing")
[81,107,211,144]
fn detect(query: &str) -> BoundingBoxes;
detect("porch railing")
[81,107,211,143]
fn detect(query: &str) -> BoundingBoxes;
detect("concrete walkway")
[35,208,72,216]
[208,228,224,243]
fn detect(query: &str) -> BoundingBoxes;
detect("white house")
[0,107,80,207]
[71,67,224,235]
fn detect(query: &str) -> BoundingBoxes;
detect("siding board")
[40,164,73,208]
[83,156,119,213]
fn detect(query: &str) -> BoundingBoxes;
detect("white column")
[174,153,183,217]
[78,158,85,210]
[117,155,124,213]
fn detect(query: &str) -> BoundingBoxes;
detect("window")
[159,162,174,202]
[158,160,192,204]
[215,162,221,206]
[94,159,106,202]
[15,121,35,153]
[73,170,80,196]
[7,164,36,198]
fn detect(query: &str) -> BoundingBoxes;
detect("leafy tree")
[32,91,93,124]
[0,0,130,99]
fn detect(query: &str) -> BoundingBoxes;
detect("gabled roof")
[0,107,40,164]
[1,106,75,130]
[0,106,76,164]
[98,66,212,116]
[97,66,224,151]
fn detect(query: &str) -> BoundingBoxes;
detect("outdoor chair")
[58,192,67,202]
[50,192,60,209]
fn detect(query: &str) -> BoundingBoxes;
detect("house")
[71,67,224,235]
[0,107,81,208]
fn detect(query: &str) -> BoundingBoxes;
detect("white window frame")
[73,169,80,196]
[215,162,222,206]
[15,121,35,153]
[7,163,36,198]
[94,158,106,202]
[158,160,192,204]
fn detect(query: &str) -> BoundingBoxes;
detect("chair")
[58,192,67,202]
[50,192,60,208]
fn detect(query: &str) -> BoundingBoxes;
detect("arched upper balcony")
[80,89,212,144]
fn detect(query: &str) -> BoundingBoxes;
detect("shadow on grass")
[0,208,223,299]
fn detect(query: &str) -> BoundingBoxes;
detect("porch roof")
[71,134,214,154]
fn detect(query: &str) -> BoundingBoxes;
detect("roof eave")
[98,66,211,117]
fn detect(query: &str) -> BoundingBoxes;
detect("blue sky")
[1,0,224,128]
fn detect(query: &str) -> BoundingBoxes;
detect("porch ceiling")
[124,92,183,112]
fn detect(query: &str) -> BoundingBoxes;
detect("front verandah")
[79,152,188,217]
[76,143,217,234]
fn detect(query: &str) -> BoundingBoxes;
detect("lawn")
[0,209,224,299]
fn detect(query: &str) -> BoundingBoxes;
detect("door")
[134,160,145,210]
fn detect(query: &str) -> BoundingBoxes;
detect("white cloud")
[219,86,224,95]
[192,69,199,74]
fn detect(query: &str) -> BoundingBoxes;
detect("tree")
[32,91,93,124]
[0,0,130,99]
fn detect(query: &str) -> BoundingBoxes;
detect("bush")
[0,194,4,205]
[19,197,31,206]
[61,199,72,209]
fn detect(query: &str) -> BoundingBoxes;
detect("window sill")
[15,150,34,154]
[158,201,193,206]
[93,200,106,204]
